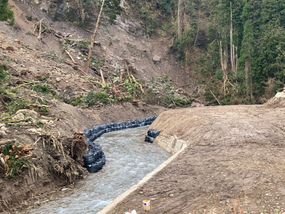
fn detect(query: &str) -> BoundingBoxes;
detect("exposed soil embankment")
[0,101,165,212]
[107,97,285,214]
[0,0,170,210]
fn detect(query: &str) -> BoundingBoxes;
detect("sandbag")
[86,154,106,173]
[117,122,123,130]
[83,143,104,164]
[92,126,100,133]
[83,115,159,173]
[121,121,127,127]
[83,150,103,165]
[105,128,112,133]
[147,129,160,138]
[111,123,118,128]
[83,129,92,138]
[145,135,154,143]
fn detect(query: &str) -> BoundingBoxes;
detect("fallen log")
[65,50,76,64]
[64,60,89,76]
[0,139,16,145]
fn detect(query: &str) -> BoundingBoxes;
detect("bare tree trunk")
[76,0,86,23]
[220,40,226,95]
[232,44,235,72]
[223,45,228,71]
[194,7,200,47]
[236,47,238,71]
[177,0,183,40]
[249,70,253,100]
[223,44,228,95]
[100,69,106,85]
[223,74,227,95]
[230,2,234,72]
[85,0,105,74]
[245,60,249,98]
[219,40,224,71]
[245,59,253,100]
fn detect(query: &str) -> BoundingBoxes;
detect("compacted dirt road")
[107,97,285,214]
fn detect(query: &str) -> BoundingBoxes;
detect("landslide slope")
[108,97,285,213]
[0,0,169,211]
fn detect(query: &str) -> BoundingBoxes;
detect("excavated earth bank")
[104,97,285,214]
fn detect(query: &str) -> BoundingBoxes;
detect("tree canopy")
[0,0,14,25]
[133,0,285,104]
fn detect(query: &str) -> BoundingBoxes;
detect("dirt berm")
[106,96,285,214]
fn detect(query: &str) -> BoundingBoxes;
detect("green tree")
[0,0,14,25]
[252,0,285,96]
[279,0,285,28]
[238,2,256,100]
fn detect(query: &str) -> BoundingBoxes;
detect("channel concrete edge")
[98,139,187,214]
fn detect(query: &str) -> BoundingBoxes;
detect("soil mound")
[108,104,285,213]
[264,92,285,107]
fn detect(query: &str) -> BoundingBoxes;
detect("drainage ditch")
[82,116,158,173]
[27,126,170,213]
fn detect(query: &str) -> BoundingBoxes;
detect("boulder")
[153,55,161,64]
[12,112,25,120]
[191,102,204,107]
[16,109,38,119]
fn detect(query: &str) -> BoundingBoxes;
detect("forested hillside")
[2,0,284,105]
[128,0,285,104]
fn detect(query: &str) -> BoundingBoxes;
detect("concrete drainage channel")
[98,134,187,214]
[83,116,187,213]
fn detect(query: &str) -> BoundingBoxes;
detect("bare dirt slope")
[0,1,168,212]
[109,97,285,214]
[8,0,195,93]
